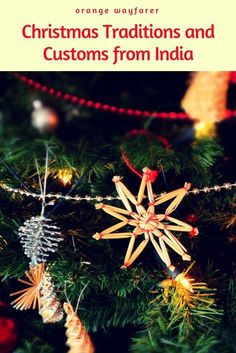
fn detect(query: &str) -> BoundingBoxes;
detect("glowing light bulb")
[57,169,73,186]
[175,273,193,293]
[61,176,71,185]
[195,121,216,139]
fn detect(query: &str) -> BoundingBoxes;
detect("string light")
[175,273,193,292]
[13,73,236,120]
[56,168,74,186]
[0,181,235,203]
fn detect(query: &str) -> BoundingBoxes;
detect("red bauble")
[31,100,59,133]
[185,213,198,224]
[0,302,22,353]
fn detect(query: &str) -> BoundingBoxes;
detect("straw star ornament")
[93,167,198,272]
[10,264,64,323]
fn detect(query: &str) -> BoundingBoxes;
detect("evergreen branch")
[131,275,222,353]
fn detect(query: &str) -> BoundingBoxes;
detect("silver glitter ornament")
[39,272,64,323]
[18,147,63,266]
[19,216,62,267]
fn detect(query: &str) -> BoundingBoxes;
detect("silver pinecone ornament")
[19,216,62,267]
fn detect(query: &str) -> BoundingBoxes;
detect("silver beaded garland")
[0,181,235,202]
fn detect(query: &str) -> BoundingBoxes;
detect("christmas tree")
[0,71,235,353]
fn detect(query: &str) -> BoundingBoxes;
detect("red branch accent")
[121,149,143,179]
[14,73,236,120]
[121,129,169,179]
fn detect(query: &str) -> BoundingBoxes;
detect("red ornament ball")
[31,100,59,133]
[185,213,198,224]
[0,302,22,353]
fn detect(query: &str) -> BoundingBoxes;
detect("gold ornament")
[64,302,94,353]
[93,167,198,272]
[11,264,63,323]
[181,72,230,124]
